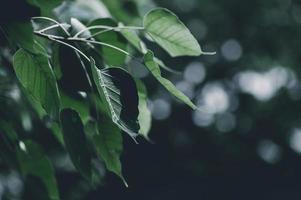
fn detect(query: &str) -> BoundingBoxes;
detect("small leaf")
[144,50,197,109]
[85,119,126,185]
[13,49,61,120]
[90,60,140,138]
[60,109,92,180]
[17,140,60,200]
[143,8,202,57]
[136,80,152,139]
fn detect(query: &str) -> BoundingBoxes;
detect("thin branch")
[50,38,90,62]
[31,16,71,36]
[69,38,132,57]
[87,28,114,39]
[73,25,144,38]
[34,31,65,40]
[37,23,70,34]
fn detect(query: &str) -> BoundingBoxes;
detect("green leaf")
[0,121,18,142]
[101,0,139,24]
[0,122,18,167]
[90,60,140,138]
[50,44,63,80]
[60,109,92,180]
[17,140,59,200]
[89,18,128,66]
[85,119,126,185]
[119,26,179,73]
[61,92,90,125]
[13,49,61,120]
[120,26,147,54]
[4,22,35,52]
[27,0,62,16]
[144,50,197,109]
[143,8,202,57]
[136,80,152,139]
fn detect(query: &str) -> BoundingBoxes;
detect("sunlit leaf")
[120,26,179,73]
[120,26,147,54]
[143,8,202,57]
[144,50,197,109]
[136,80,152,139]
[13,49,61,120]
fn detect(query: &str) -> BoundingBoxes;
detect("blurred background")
[2,0,301,199]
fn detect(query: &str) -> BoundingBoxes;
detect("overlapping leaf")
[17,140,59,200]
[144,50,197,109]
[136,80,152,139]
[13,49,61,120]
[89,18,128,65]
[90,60,140,138]
[4,22,35,52]
[85,119,126,185]
[60,109,92,180]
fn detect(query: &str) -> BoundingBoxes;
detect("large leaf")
[13,49,61,120]
[17,140,59,200]
[85,119,126,185]
[90,60,140,138]
[143,8,202,57]
[89,18,128,66]
[136,80,152,139]
[60,109,92,180]
[144,51,197,109]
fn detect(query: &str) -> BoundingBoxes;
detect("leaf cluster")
[0,0,213,198]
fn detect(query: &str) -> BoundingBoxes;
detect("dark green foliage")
[60,109,92,180]
[0,1,211,199]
